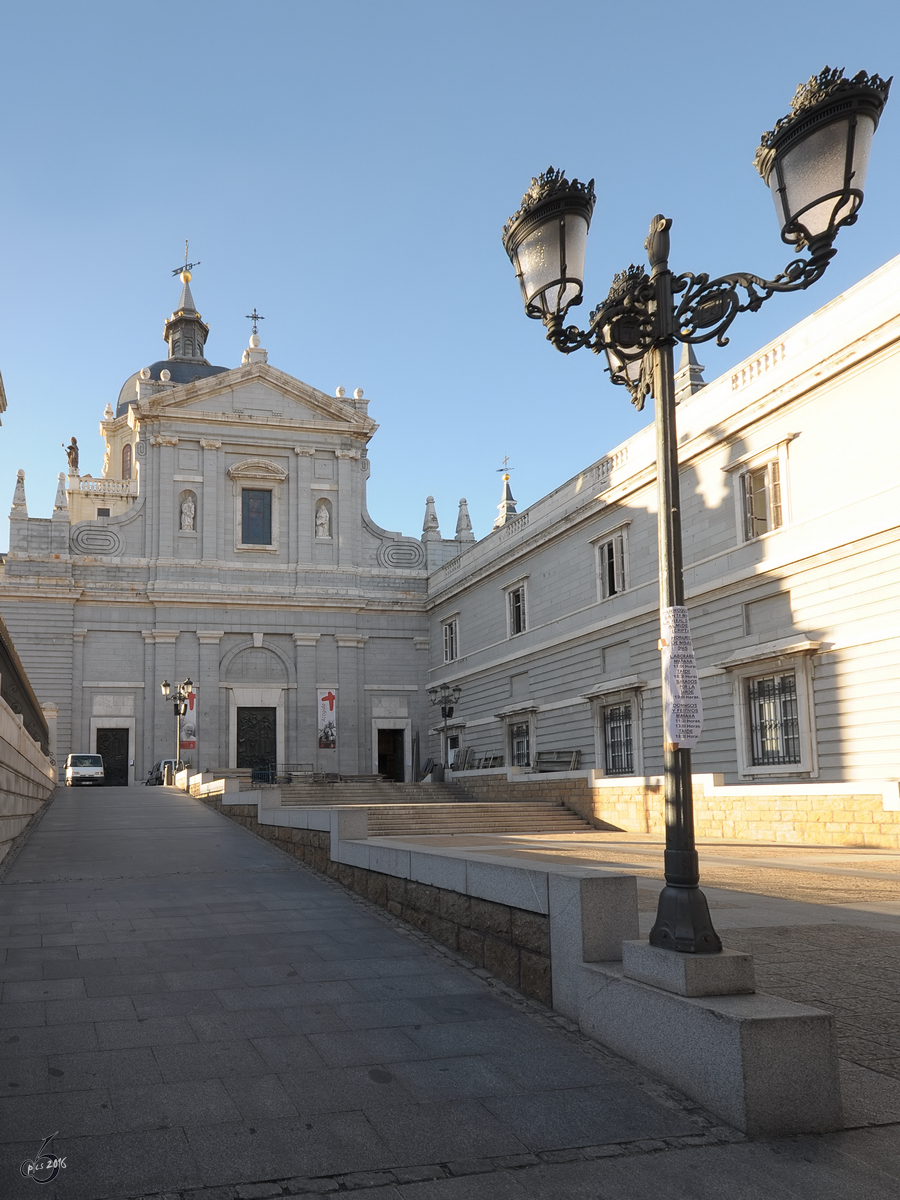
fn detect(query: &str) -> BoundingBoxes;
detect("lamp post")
[501,66,889,953]
[160,678,193,774]
[428,683,462,778]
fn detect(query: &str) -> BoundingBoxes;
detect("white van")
[64,753,105,787]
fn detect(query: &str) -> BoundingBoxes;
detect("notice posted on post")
[660,606,703,749]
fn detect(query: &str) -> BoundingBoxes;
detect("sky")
[0,0,898,545]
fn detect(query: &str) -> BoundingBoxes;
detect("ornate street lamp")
[160,677,193,776]
[428,683,462,778]
[502,67,889,954]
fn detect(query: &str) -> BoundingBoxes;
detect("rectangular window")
[508,586,526,636]
[598,531,627,599]
[603,703,634,775]
[242,489,272,545]
[747,671,800,766]
[510,721,530,767]
[443,619,458,664]
[741,460,782,540]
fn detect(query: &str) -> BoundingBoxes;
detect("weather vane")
[245,308,265,334]
[172,239,201,278]
[497,455,513,473]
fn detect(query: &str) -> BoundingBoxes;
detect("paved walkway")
[0,788,898,1199]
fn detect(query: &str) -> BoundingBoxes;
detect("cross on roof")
[497,455,513,472]
[245,308,265,334]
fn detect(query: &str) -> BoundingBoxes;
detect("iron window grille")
[604,703,634,775]
[741,460,782,541]
[747,671,801,766]
[508,586,526,636]
[443,619,458,664]
[510,721,530,767]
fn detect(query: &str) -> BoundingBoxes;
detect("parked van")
[64,754,105,787]
[144,759,184,786]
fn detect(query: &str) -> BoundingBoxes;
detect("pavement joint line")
[124,1125,757,1199]
[204,799,736,1130]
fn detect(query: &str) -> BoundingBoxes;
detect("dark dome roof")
[116,360,231,416]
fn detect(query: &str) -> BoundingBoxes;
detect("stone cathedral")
[0,272,469,785]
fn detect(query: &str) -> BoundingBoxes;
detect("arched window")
[121,444,132,481]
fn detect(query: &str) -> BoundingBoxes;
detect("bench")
[531,750,580,772]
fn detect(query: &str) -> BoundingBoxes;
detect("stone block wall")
[199,797,551,1004]
[0,693,57,866]
[453,772,900,849]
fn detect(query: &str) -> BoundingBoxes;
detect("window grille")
[604,703,633,775]
[443,620,458,663]
[598,531,627,598]
[747,672,800,765]
[508,586,526,636]
[742,460,782,540]
[510,721,530,767]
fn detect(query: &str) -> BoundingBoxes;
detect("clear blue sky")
[1,0,897,544]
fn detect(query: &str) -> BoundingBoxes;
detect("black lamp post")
[501,66,889,953]
[160,677,193,773]
[428,683,462,775]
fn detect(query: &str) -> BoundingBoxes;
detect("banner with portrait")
[180,685,198,752]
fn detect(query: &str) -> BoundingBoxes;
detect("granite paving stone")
[5,785,898,1200]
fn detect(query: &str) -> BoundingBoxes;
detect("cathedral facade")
[0,274,462,785]
[2,257,899,798]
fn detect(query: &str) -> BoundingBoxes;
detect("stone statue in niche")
[62,437,79,473]
[180,495,196,532]
[315,501,331,538]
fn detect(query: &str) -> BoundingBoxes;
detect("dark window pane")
[747,673,800,766]
[604,703,633,775]
[242,489,272,544]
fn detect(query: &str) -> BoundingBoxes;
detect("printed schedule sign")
[660,606,703,749]
[317,689,337,750]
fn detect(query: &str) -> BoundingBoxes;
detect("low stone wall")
[451,770,900,849]
[199,797,551,1004]
[0,692,57,866]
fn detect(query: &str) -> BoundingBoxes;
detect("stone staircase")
[364,801,591,836]
[274,780,472,806]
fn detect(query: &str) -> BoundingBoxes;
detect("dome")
[116,360,231,416]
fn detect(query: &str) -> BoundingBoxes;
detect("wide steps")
[364,801,590,836]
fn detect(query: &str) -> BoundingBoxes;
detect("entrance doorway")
[237,707,277,769]
[377,728,405,782]
[96,728,129,786]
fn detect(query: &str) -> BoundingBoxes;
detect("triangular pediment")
[133,362,375,434]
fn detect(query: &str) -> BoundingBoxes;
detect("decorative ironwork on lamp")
[501,66,889,954]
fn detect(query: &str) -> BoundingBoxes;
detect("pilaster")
[149,629,179,764]
[335,636,366,774]
[294,447,314,562]
[151,435,179,559]
[199,439,221,563]
[197,631,225,769]
[292,633,320,767]
[335,449,360,567]
[70,629,88,752]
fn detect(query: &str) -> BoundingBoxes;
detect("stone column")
[335,636,366,774]
[294,447,314,563]
[151,630,179,764]
[197,631,225,770]
[292,634,319,768]
[72,629,87,753]
[152,435,179,560]
[335,450,360,568]
[199,439,221,564]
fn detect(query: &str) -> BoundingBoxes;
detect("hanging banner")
[317,688,337,750]
[660,606,703,749]
[180,685,198,751]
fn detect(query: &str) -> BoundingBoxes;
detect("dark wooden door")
[377,728,405,782]
[96,728,128,786]
[237,707,276,769]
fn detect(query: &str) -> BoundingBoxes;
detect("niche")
[314,497,333,540]
[179,489,198,533]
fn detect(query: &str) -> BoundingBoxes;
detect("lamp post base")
[649,885,723,954]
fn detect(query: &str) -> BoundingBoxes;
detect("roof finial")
[422,495,441,542]
[173,238,201,284]
[492,460,518,530]
[456,498,475,544]
[245,308,265,335]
